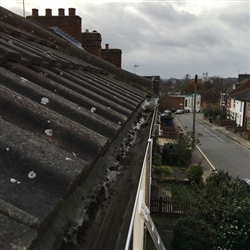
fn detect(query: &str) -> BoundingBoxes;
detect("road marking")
[200,125,226,142]
[196,144,217,171]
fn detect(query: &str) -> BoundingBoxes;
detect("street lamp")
[134,64,139,74]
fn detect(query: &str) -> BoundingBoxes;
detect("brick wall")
[101,44,122,68]
[167,96,185,110]
[26,8,82,43]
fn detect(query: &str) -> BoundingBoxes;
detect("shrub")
[152,153,161,166]
[172,217,216,250]
[153,165,174,180]
[172,171,250,249]
[171,183,193,199]
[201,102,220,119]
[185,164,203,183]
[161,134,193,167]
[212,197,250,249]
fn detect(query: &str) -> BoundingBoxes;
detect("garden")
[150,130,250,249]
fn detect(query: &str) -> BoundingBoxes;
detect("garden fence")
[150,196,190,214]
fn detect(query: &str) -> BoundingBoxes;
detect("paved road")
[175,113,250,179]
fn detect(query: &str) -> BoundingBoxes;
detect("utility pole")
[192,74,197,148]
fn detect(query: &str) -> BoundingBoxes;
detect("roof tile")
[0,6,154,249]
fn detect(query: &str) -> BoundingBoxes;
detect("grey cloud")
[219,11,249,29]
[138,2,197,26]
[81,2,248,78]
[3,1,248,79]
[218,2,249,29]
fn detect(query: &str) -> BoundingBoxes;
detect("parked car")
[164,110,172,114]
[161,110,172,116]
[175,109,184,114]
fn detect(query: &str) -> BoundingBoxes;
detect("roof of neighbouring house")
[229,80,250,101]
[230,79,250,94]
[230,88,250,101]
[0,6,155,250]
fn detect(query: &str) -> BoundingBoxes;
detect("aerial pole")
[23,0,25,17]
[192,74,197,148]
[134,64,139,74]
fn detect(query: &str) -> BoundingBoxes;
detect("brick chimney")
[32,9,39,16]
[69,8,76,16]
[58,8,65,16]
[82,30,102,57]
[26,7,82,44]
[45,9,52,16]
[101,44,122,68]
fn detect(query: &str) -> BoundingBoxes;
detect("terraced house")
[227,78,250,140]
[0,6,162,250]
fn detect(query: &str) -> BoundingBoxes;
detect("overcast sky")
[2,0,250,79]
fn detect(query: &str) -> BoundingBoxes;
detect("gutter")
[125,103,157,250]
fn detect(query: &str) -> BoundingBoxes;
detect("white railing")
[124,104,158,250]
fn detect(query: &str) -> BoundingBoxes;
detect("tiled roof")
[0,6,154,250]
[230,80,250,101]
[230,88,250,101]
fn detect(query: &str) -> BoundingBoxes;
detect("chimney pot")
[69,8,76,16]
[45,8,52,16]
[32,9,39,17]
[58,8,65,16]
[105,44,109,49]
[85,29,89,32]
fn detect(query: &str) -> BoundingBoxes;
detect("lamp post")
[134,64,139,74]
